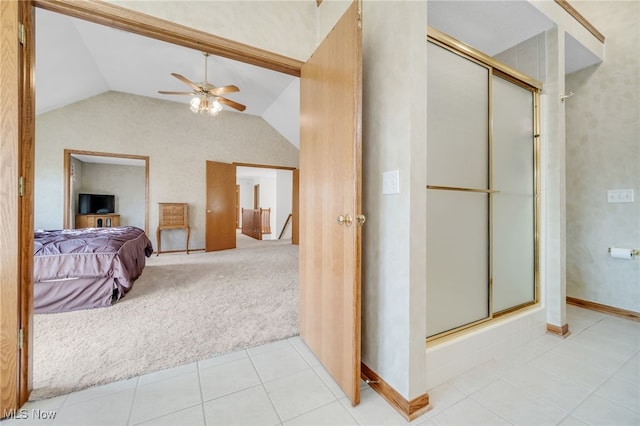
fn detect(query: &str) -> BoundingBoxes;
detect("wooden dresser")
[156,203,190,255]
[75,213,120,229]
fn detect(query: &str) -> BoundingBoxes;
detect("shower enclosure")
[426,29,540,339]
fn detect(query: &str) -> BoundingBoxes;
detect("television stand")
[75,214,120,229]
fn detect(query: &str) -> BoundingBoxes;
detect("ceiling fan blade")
[217,96,246,112]
[212,85,240,95]
[158,91,194,95]
[171,73,201,92]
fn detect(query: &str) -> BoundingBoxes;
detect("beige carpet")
[31,234,299,400]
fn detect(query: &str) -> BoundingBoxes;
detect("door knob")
[337,214,353,226]
[356,214,366,227]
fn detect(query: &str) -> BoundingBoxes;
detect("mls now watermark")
[3,409,57,420]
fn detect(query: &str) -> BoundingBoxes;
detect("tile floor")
[2,305,638,426]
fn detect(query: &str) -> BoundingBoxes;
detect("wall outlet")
[607,189,634,203]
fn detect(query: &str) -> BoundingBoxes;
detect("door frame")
[253,184,260,209]
[6,0,305,409]
[234,162,298,242]
[1,0,35,411]
[63,149,150,234]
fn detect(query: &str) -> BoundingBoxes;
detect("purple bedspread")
[34,226,153,313]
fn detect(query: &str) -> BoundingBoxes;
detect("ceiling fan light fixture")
[159,52,245,115]
[189,96,201,113]
[189,94,222,116]
[209,99,223,116]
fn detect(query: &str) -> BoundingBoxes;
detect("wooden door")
[205,161,236,252]
[299,1,362,406]
[1,0,35,413]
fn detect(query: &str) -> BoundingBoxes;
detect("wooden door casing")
[253,184,259,209]
[299,1,363,406]
[291,169,299,245]
[1,0,35,413]
[236,184,240,229]
[205,161,237,252]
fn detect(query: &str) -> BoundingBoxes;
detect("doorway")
[205,161,297,252]
[3,0,362,412]
[8,0,302,410]
[62,149,149,234]
[237,165,295,241]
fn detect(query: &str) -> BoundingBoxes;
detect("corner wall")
[565,1,640,313]
[361,0,427,401]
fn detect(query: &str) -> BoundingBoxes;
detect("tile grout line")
[524,348,605,421]
[196,357,208,426]
[125,376,140,426]
[531,346,619,380]
[556,315,640,421]
[246,344,285,425]
[586,354,640,415]
[126,372,203,425]
[256,339,350,424]
[300,361,360,425]
[437,395,515,426]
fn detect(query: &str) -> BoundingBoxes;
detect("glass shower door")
[492,75,536,313]
[426,41,491,337]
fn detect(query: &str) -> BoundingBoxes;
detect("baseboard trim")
[360,363,430,421]
[546,323,571,338]
[567,297,640,322]
[154,248,205,255]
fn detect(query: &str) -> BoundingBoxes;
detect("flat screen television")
[78,193,115,214]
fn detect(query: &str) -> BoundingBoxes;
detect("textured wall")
[111,0,317,61]
[35,91,299,250]
[80,162,146,229]
[565,1,640,312]
[494,33,547,82]
[361,0,427,400]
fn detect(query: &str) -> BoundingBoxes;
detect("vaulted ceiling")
[36,1,601,153]
[35,8,301,147]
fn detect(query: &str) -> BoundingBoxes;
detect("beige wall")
[494,33,547,82]
[79,162,146,229]
[361,1,427,400]
[565,1,640,312]
[35,91,299,251]
[111,0,317,61]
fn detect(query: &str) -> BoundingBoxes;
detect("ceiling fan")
[159,52,246,115]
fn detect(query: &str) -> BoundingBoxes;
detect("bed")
[34,226,154,314]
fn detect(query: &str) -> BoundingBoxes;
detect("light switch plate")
[382,170,400,195]
[607,189,634,203]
